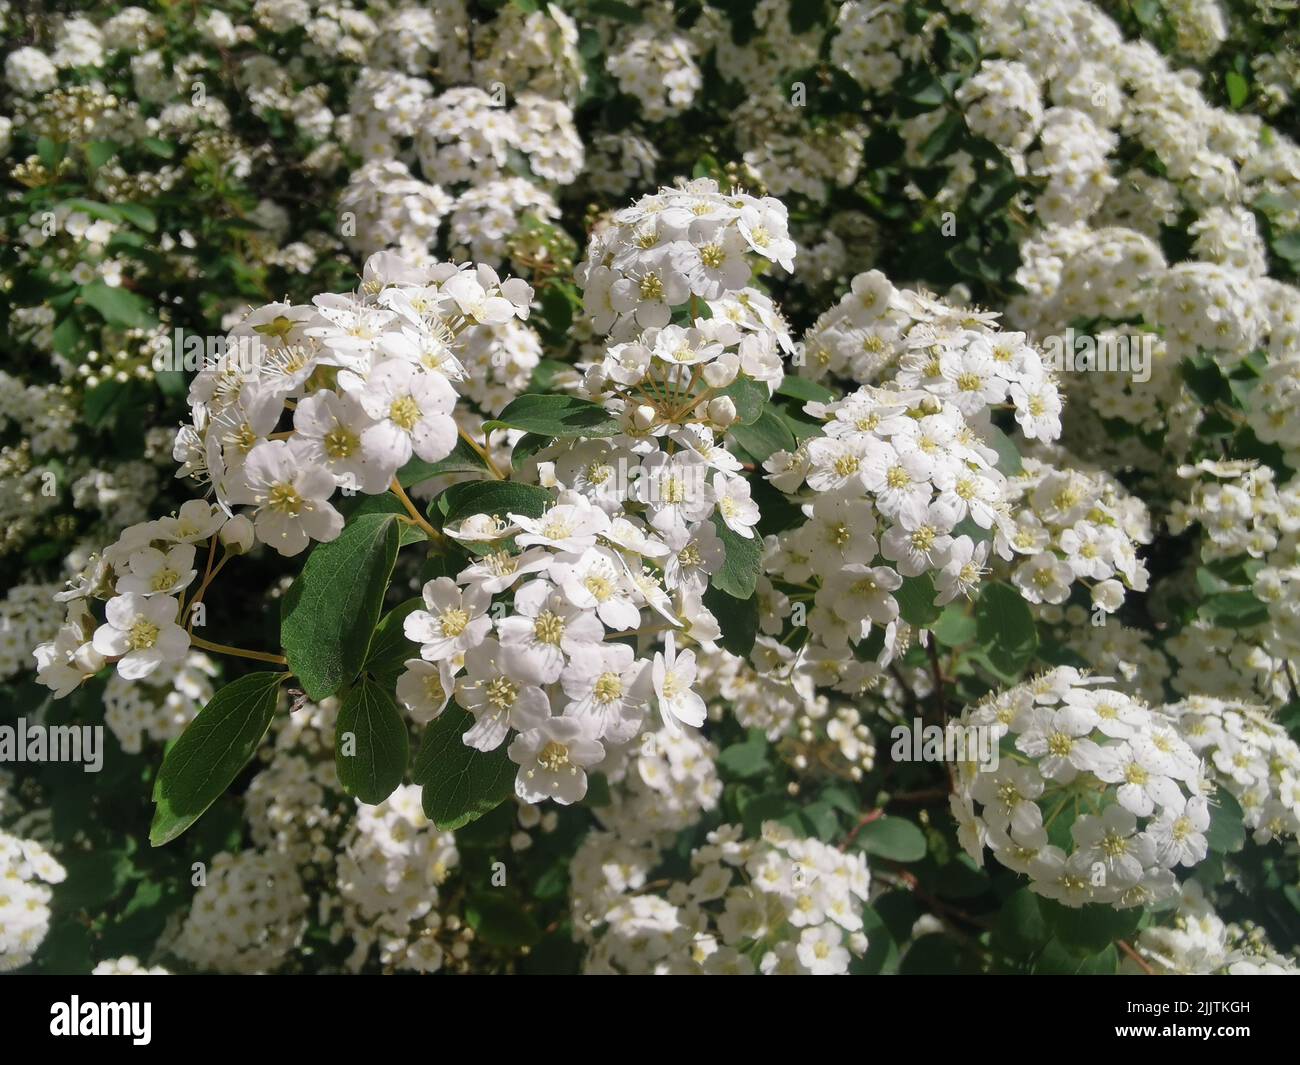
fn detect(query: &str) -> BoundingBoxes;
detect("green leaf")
[80,282,156,328]
[899,933,966,974]
[587,0,643,22]
[37,136,65,171]
[896,574,941,627]
[466,892,541,948]
[932,605,976,648]
[975,581,1037,679]
[1199,590,1269,629]
[917,112,964,166]
[83,140,118,170]
[717,377,769,425]
[980,423,1023,476]
[413,704,515,830]
[717,730,770,779]
[363,598,423,684]
[1206,789,1246,853]
[483,394,619,437]
[150,672,283,846]
[1033,939,1119,974]
[280,510,402,701]
[1225,71,1248,109]
[335,677,409,805]
[703,581,759,656]
[993,888,1051,954]
[853,816,928,861]
[729,407,796,462]
[776,374,838,404]
[511,432,555,472]
[114,203,157,233]
[1038,899,1140,955]
[437,480,553,540]
[140,137,176,158]
[710,513,762,600]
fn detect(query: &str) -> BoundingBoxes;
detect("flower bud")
[632,403,657,431]
[707,395,737,427]
[219,514,255,554]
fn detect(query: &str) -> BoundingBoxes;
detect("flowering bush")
[3,0,1299,978]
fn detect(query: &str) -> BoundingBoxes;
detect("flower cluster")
[953,668,1208,908]
[577,821,870,975]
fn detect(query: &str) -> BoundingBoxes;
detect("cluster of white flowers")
[999,452,1151,615]
[33,255,533,690]
[0,583,65,681]
[578,821,870,975]
[1131,881,1300,975]
[1166,459,1300,697]
[173,849,308,974]
[91,956,171,975]
[0,830,66,972]
[334,785,460,973]
[952,668,1208,908]
[1159,696,1300,844]
[605,18,701,122]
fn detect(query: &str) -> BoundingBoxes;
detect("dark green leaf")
[281,510,402,700]
[150,672,283,846]
[335,677,409,805]
[413,704,515,830]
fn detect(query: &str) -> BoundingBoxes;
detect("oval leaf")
[336,677,410,805]
[483,394,619,437]
[413,704,515,831]
[150,672,283,846]
[281,510,402,700]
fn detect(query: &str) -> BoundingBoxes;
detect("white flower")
[636,451,714,536]
[652,631,706,731]
[497,579,605,685]
[228,439,343,557]
[795,924,849,975]
[550,547,641,630]
[395,659,454,724]
[293,389,389,493]
[713,474,760,538]
[92,594,189,680]
[34,623,104,697]
[355,360,457,471]
[508,717,604,805]
[934,537,989,605]
[156,500,226,543]
[456,638,551,751]
[115,544,198,597]
[511,497,610,553]
[404,577,492,664]
[559,642,649,743]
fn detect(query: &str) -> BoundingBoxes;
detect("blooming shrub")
[2,0,1299,978]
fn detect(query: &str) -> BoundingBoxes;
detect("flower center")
[389,394,422,431]
[268,482,303,515]
[537,741,570,772]
[594,673,622,702]
[486,676,518,710]
[533,610,565,646]
[439,608,469,637]
[324,426,358,460]
[128,619,160,650]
